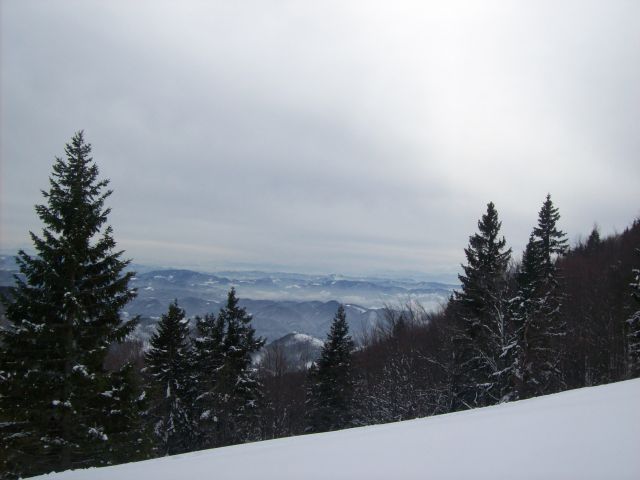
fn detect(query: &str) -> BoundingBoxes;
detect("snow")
[71,364,89,377]
[291,332,324,348]
[32,379,640,479]
[345,304,367,314]
[87,428,108,442]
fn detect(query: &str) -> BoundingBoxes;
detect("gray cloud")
[2,0,639,279]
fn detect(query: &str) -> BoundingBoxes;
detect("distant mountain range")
[133,298,379,345]
[127,268,455,308]
[0,256,457,343]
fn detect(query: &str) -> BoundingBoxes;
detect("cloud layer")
[2,1,639,278]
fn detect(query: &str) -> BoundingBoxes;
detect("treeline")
[355,205,640,419]
[258,201,640,436]
[1,133,639,479]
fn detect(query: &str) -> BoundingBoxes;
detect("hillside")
[33,379,640,480]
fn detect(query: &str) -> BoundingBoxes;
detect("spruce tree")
[533,194,568,275]
[144,300,197,456]
[511,194,568,398]
[0,132,140,478]
[627,250,640,378]
[103,364,151,464]
[210,288,264,447]
[192,312,226,449]
[585,226,601,253]
[451,202,512,407]
[306,305,355,432]
[508,233,539,399]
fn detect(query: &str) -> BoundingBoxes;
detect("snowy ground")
[33,379,640,480]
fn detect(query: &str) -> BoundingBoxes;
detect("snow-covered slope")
[34,379,640,480]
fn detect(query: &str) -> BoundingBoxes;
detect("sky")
[1,1,639,280]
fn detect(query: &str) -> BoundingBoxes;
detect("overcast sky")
[1,1,639,280]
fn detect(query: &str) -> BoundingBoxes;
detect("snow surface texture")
[33,379,640,480]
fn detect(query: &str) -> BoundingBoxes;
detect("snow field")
[33,379,640,480]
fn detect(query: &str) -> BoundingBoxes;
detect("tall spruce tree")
[192,311,226,449]
[210,288,264,447]
[508,233,539,399]
[0,132,140,478]
[511,194,568,398]
[144,301,197,456]
[451,202,512,407]
[627,249,640,378]
[306,305,355,432]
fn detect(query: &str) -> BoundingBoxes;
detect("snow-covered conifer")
[209,288,265,446]
[511,194,567,398]
[627,250,640,378]
[451,202,512,407]
[144,301,197,455]
[306,305,355,432]
[192,312,226,448]
[0,132,140,478]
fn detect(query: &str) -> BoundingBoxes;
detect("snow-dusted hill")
[33,379,640,480]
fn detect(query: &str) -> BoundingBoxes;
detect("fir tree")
[508,233,539,399]
[585,226,601,253]
[627,249,640,378]
[451,202,512,407]
[306,305,355,432]
[0,132,140,478]
[533,194,568,274]
[103,364,151,464]
[144,301,197,456]
[511,194,568,398]
[192,312,226,449]
[210,288,265,447]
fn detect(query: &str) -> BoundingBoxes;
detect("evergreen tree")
[306,305,355,432]
[192,312,226,449]
[511,194,568,398]
[450,202,512,407]
[144,301,197,456]
[508,234,539,399]
[627,250,640,378]
[103,364,151,464]
[210,288,265,447]
[533,194,568,275]
[0,132,140,478]
[585,226,601,253]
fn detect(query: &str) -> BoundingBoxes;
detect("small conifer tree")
[192,312,226,448]
[210,288,265,446]
[306,305,355,432]
[144,301,197,455]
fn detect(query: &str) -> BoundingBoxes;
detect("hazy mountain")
[0,260,457,342]
[128,268,455,309]
[133,299,380,344]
